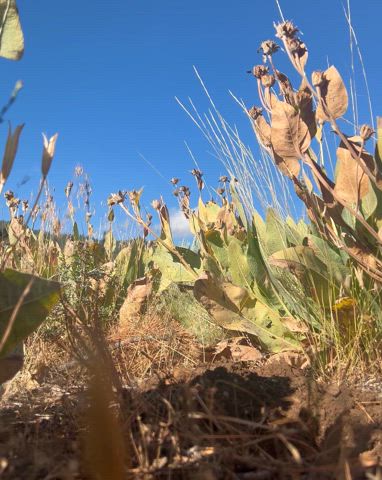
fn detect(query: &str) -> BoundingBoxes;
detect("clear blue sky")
[1,0,381,234]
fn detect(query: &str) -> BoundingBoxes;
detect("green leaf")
[159,282,226,344]
[115,240,143,288]
[194,276,300,352]
[73,221,80,241]
[0,0,24,60]
[265,209,288,255]
[147,244,198,291]
[0,269,60,356]
[104,230,116,260]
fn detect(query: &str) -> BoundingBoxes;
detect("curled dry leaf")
[334,142,375,204]
[274,70,295,105]
[119,276,153,325]
[280,317,309,334]
[296,82,317,139]
[248,107,271,149]
[212,337,263,362]
[270,101,311,178]
[316,66,348,122]
[343,235,378,273]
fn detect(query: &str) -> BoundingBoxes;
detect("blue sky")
[1,0,381,235]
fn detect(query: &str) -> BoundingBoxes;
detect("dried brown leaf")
[296,82,317,139]
[119,276,153,325]
[270,101,311,177]
[274,70,295,105]
[334,145,374,203]
[316,66,348,122]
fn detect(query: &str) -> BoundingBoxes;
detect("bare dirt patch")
[0,354,381,479]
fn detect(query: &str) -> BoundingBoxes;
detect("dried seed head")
[65,181,73,198]
[4,190,14,202]
[21,200,28,213]
[74,165,83,177]
[275,20,299,39]
[251,65,269,79]
[41,133,58,178]
[173,188,180,197]
[191,169,204,191]
[151,199,161,210]
[359,124,374,142]
[248,106,263,120]
[312,71,325,88]
[217,187,225,195]
[86,212,92,222]
[258,40,279,57]
[179,185,191,196]
[191,168,203,177]
[261,74,276,88]
[107,191,126,206]
[128,189,140,204]
[219,175,229,183]
[170,177,179,185]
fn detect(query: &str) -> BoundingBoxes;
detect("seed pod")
[0,124,24,191]
[41,133,58,179]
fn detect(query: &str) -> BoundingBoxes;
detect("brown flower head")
[258,40,279,57]
[251,65,269,79]
[107,191,126,206]
[275,20,299,39]
[151,199,161,210]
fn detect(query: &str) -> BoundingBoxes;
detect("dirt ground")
[0,347,381,479]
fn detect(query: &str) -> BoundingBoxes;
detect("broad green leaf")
[197,198,221,226]
[0,269,60,356]
[159,282,226,344]
[205,229,229,272]
[148,244,198,291]
[230,181,248,229]
[265,209,288,255]
[0,0,24,60]
[193,276,300,352]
